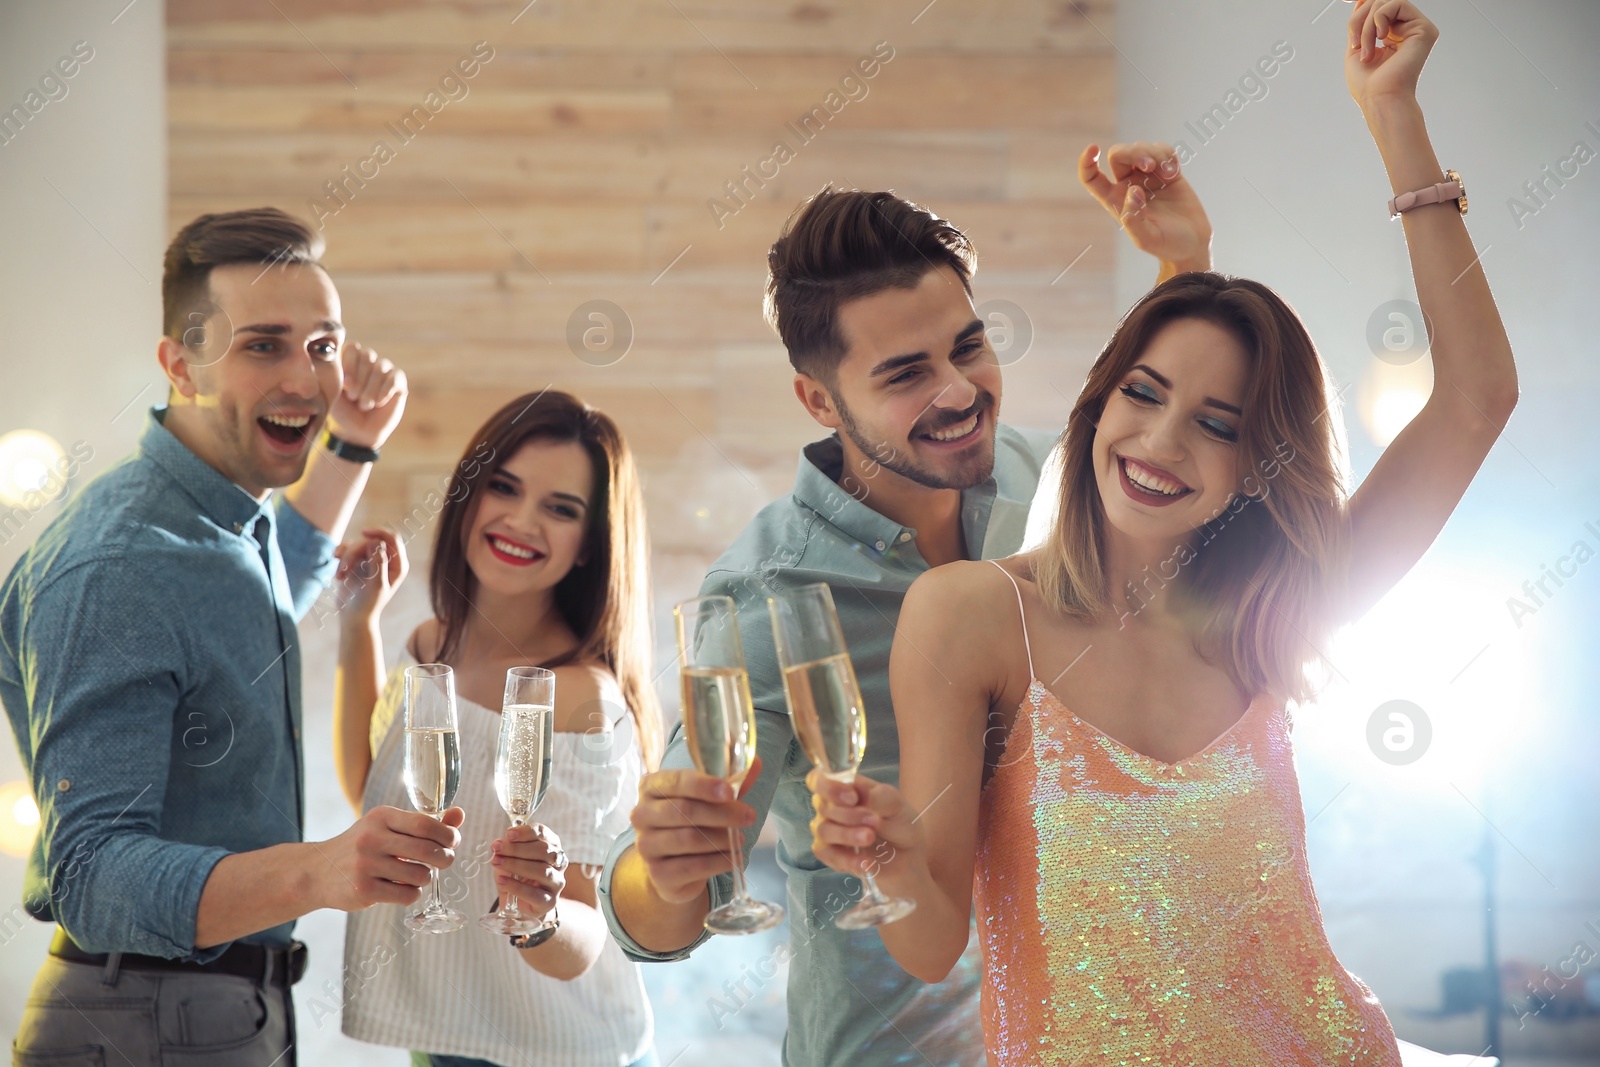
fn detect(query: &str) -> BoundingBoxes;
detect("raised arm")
[1079,140,1214,283]
[332,528,408,812]
[1340,0,1517,617]
[809,563,998,983]
[282,341,406,544]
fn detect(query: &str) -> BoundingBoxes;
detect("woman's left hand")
[805,767,927,892]
[332,527,407,624]
[1345,0,1438,110]
[491,822,567,918]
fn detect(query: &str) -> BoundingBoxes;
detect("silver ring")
[552,849,568,872]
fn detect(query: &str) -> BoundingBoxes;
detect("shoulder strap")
[984,559,1037,682]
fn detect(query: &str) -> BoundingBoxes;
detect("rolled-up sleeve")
[598,715,723,962]
[598,701,792,963]
[272,496,337,621]
[599,563,798,961]
[22,560,232,960]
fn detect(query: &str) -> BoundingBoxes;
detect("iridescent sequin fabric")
[973,567,1401,1066]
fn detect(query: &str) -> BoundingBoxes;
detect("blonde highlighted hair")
[1034,272,1351,703]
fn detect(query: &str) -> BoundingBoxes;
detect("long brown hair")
[428,390,661,769]
[1034,272,1351,703]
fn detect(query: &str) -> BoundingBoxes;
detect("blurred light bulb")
[0,781,38,858]
[0,430,68,509]
[13,458,49,494]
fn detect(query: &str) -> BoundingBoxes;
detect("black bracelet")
[509,917,560,950]
[324,430,381,464]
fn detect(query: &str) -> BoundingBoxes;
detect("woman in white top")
[332,389,663,1067]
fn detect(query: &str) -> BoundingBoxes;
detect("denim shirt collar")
[793,433,1001,557]
[141,406,274,540]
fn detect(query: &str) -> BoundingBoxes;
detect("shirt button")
[874,540,886,552]
[56,778,70,792]
[899,532,912,542]
[233,522,244,534]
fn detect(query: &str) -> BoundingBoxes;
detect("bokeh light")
[0,780,39,859]
[0,430,68,509]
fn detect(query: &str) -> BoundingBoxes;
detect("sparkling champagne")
[782,652,867,778]
[680,666,757,788]
[496,703,553,823]
[404,727,460,815]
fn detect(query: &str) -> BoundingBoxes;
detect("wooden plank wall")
[167,0,1119,618]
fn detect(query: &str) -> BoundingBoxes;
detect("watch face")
[1447,169,1468,215]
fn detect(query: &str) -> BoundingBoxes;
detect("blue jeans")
[411,1050,659,1067]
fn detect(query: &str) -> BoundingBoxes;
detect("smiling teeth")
[489,535,537,559]
[262,414,311,428]
[928,413,978,442]
[1123,458,1185,496]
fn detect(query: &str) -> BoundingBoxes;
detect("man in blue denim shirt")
[1,209,462,1066]
[600,149,1214,1066]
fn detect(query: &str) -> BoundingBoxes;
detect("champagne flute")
[673,595,785,935]
[768,582,915,929]
[480,666,557,935]
[402,663,465,933]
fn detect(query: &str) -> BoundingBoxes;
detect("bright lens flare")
[1314,560,1533,795]
[1367,386,1429,448]
[1359,356,1434,449]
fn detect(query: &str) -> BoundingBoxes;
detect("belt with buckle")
[49,928,308,988]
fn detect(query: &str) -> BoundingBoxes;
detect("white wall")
[0,0,167,578]
[0,0,166,1033]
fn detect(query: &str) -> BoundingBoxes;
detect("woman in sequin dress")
[809,3,1515,1064]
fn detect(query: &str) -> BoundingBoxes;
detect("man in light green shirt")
[600,145,1214,1065]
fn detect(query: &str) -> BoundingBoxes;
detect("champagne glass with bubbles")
[481,666,557,935]
[403,663,465,933]
[674,595,785,935]
[769,582,915,929]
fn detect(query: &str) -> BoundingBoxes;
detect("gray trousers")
[12,955,294,1066]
